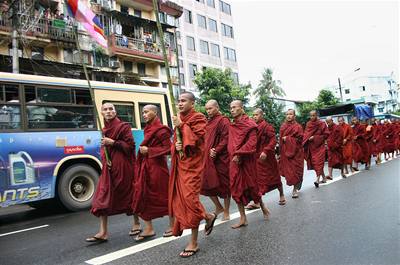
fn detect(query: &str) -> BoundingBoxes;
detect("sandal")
[231,223,248,229]
[326,176,333,180]
[163,230,173,238]
[129,228,142,236]
[314,181,319,188]
[134,233,156,242]
[278,199,286,205]
[180,249,199,258]
[85,236,108,243]
[204,213,217,236]
[245,204,260,210]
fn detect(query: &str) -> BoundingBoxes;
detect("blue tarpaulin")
[355,104,373,120]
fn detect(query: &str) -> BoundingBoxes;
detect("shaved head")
[101,102,117,121]
[231,100,243,108]
[254,108,263,115]
[252,108,264,123]
[230,100,244,118]
[143,104,158,114]
[101,102,115,110]
[206,99,219,109]
[205,99,220,118]
[180,92,195,102]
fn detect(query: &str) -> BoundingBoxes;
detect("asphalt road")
[0,158,399,265]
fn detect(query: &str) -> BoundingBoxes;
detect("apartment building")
[174,0,239,92]
[0,0,182,89]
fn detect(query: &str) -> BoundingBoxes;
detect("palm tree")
[254,68,285,98]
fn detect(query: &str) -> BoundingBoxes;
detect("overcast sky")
[231,0,399,101]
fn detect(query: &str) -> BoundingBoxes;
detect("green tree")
[194,68,250,116]
[253,68,286,132]
[316,89,339,107]
[296,101,319,126]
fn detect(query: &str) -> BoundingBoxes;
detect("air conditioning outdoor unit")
[110,61,120,69]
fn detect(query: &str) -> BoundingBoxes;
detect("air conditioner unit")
[110,61,120,69]
[101,0,112,10]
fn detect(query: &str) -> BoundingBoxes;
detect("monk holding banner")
[303,110,329,187]
[279,109,304,198]
[169,92,217,258]
[228,100,270,229]
[338,117,354,174]
[131,105,173,241]
[86,103,135,243]
[352,117,370,170]
[201,100,231,221]
[326,117,345,178]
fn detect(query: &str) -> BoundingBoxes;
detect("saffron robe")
[91,117,135,217]
[228,114,260,205]
[256,120,282,195]
[279,121,304,186]
[168,109,207,236]
[201,114,230,198]
[327,123,343,168]
[383,123,396,153]
[352,123,369,163]
[340,123,353,165]
[303,120,329,175]
[132,118,172,221]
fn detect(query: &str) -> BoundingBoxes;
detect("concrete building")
[330,73,399,115]
[0,0,182,89]
[174,0,239,92]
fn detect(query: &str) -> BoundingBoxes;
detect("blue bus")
[0,72,172,211]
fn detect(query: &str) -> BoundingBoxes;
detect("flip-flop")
[180,249,199,258]
[231,223,248,229]
[314,182,319,188]
[326,176,333,180]
[85,236,108,243]
[292,193,299,199]
[129,228,142,236]
[278,200,286,205]
[163,230,173,238]
[204,213,217,236]
[245,204,260,210]
[134,233,156,242]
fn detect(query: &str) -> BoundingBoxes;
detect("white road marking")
[0,224,49,237]
[85,211,247,265]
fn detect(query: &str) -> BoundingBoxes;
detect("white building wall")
[174,0,239,92]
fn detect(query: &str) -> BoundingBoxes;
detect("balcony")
[110,34,172,63]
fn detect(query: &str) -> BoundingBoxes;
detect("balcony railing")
[112,34,166,61]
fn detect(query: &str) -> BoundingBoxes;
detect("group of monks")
[84,94,400,258]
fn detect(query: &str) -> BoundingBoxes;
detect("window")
[221,23,234,38]
[120,5,129,14]
[103,101,136,128]
[189,64,198,79]
[210,43,220,57]
[137,63,146,76]
[94,52,109,67]
[345,89,350,94]
[208,18,217,32]
[180,73,185,86]
[178,44,183,56]
[219,0,231,15]
[176,31,181,39]
[25,86,95,130]
[197,14,207,29]
[139,103,163,129]
[223,47,236,61]
[32,47,44,60]
[184,9,193,24]
[186,36,196,51]
[134,9,142,17]
[124,61,133,72]
[207,0,215,8]
[232,72,239,84]
[0,84,20,130]
[179,59,184,68]
[200,40,209,55]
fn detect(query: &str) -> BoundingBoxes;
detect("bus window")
[139,102,163,129]
[102,101,136,129]
[0,84,21,130]
[25,86,95,130]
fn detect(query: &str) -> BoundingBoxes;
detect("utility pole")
[10,0,19,73]
[338,77,343,102]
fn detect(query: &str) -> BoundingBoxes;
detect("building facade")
[330,74,399,115]
[174,0,239,92]
[0,0,182,89]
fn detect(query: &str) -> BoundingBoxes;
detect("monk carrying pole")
[152,0,183,157]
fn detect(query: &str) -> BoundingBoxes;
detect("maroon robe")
[383,123,396,153]
[201,113,230,198]
[327,123,343,168]
[228,114,260,205]
[132,118,172,221]
[256,119,282,195]
[340,123,353,165]
[365,124,373,162]
[279,121,304,187]
[395,122,400,151]
[352,123,369,163]
[371,124,384,156]
[303,120,329,175]
[91,117,135,217]
[168,109,207,236]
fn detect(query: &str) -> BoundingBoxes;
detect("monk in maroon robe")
[131,105,173,241]
[383,120,396,160]
[338,117,354,174]
[86,103,135,243]
[279,109,304,198]
[371,119,383,164]
[169,92,216,258]
[351,117,370,170]
[326,117,345,178]
[228,100,269,229]
[251,108,285,207]
[392,119,400,156]
[201,100,231,221]
[303,110,329,187]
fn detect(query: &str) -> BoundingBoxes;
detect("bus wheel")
[58,164,99,211]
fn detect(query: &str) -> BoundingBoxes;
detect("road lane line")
[85,211,246,265]
[0,224,49,237]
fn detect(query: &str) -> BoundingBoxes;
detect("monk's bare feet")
[231,221,248,229]
[222,211,230,221]
[279,197,286,205]
[180,243,199,258]
[261,206,270,220]
[86,233,108,242]
[129,224,142,236]
[214,207,224,217]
